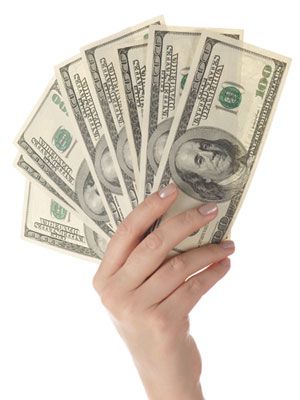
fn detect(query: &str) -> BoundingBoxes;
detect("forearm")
[125,326,205,400]
[94,188,231,400]
[143,382,204,400]
[137,367,204,400]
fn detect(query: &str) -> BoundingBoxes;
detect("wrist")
[129,337,204,399]
[146,384,204,400]
[138,369,204,400]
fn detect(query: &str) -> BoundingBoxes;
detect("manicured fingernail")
[220,240,235,250]
[219,258,231,268]
[198,203,218,216]
[158,183,177,198]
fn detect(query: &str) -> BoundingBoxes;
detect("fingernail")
[198,203,218,216]
[158,183,177,198]
[220,240,235,250]
[219,258,231,268]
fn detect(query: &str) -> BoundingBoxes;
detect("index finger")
[99,183,178,278]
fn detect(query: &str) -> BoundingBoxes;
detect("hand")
[93,183,235,400]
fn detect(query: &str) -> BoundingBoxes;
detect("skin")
[93,183,235,399]
[175,140,233,182]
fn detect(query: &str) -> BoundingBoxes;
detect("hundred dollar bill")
[56,56,127,227]
[153,32,290,253]
[81,16,165,212]
[16,153,76,217]
[16,153,111,255]
[139,26,243,200]
[116,39,148,187]
[16,149,230,259]
[23,182,107,262]
[15,79,114,240]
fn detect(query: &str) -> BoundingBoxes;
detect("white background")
[1,1,299,399]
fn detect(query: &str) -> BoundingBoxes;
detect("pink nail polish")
[220,240,235,250]
[218,258,231,268]
[198,203,218,216]
[158,183,177,198]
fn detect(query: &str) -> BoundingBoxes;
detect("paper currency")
[81,16,164,210]
[116,39,148,187]
[23,182,107,262]
[56,56,128,227]
[153,32,290,253]
[15,79,114,240]
[139,26,243,201]
[14,17,290,263]
[16,153,109,259]
[16,153,76,216]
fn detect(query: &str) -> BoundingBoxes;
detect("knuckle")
[121,301,138,322]
[148,310,181,350]
[206,243,223,257]
[125,252,143,271]
[143,230,164,250]
[92,269,107,293]
[99,283,117,310]
[149,309,170,332]
[92,273,102,292]
[143,193,160,213]
[98,277,138,321]
[181,208,198,226]
[188,278,203,296]
[115,217,132,237]
[167,255,186,273]
[209,264,224,279]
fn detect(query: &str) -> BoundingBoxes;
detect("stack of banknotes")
[14,16,290,262]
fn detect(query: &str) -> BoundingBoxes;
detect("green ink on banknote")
[219,86,242,109]
[50,200,67,220]
[53,126,72,152]
[180,74,188,90]
[52,93,68,116]
[256,64,272,98]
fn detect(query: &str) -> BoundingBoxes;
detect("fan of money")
[14,16,290,262]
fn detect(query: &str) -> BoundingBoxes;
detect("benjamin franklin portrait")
[84,225,107,259]
[168,126,251,202]
[147,118,173,173]
[94,128,134,195]
[75,160,109,222]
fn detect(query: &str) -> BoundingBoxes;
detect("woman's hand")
[93,183,235,400]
